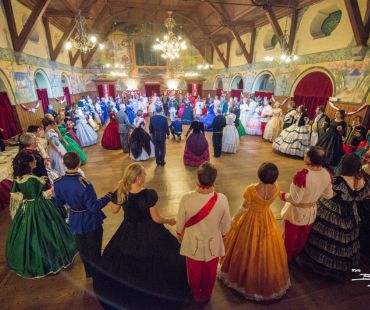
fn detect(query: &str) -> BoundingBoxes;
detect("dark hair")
[63,151,81,169]
[197,162,217,186]
[354,115,363,122]
[13,151,34,178]
[317,105,325,113]
[341,153,362,178]
[42,117,55,128]
[337,109,346,120]
[27,125,40,133]
[257,162,279,184]
[306,146,326,166]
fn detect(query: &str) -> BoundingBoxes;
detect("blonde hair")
[116,163,144,204]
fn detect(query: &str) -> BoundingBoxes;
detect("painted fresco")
[13,71,35,103]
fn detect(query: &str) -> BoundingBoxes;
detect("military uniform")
[211,114,226,157]
[54,172,112,277]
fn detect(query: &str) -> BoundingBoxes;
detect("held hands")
[336,125,343,131]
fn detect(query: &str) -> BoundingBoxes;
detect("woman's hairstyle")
[27,125,40,133]
[136,109,143,117]
[13,151,34,178]
[341,153,363,178]
[337,109,346,120]
[197,162,217,186]
[116,163,144,205]
[19,132,36,150]
[258,162,279,184]
[41,117,55,128]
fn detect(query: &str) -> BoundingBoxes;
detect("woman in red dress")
[101,112,122,150]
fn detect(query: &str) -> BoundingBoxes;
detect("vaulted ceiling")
[7,0,327,66]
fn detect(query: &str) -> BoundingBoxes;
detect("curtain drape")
[36,88,49,113]
[97,85,104,98]
[63,87,72,105]
[294,72,333,119]
[145,84,160,97]
[187,84,192,95]
[0,92,20,139]
[230,89,243,101]
[109,84,116,98]
[216,88,222,98]
[254,91,273,100]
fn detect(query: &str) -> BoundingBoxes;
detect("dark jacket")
[149,114,170,141]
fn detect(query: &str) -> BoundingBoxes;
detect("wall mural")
[13,71,35,103]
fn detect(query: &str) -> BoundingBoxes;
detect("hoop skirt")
[219,184,290,301]
[272,121,311,157]
[126,106,136,125]
[242,100,257,129]
[46,129,67,175]
[101,114,121,150]
[183,133,210,167]
[201,104,216,131]
[93,189,189,309]
[237,122,246,137]
[245,107,262,136]
[6,175,77,278]
[263,108,282,142]
[129,128,155,161]
[66,123,82,146]
[59,126,87,164]
[181,104,194,125]
[75,117,98,147]
[222,115,240,153]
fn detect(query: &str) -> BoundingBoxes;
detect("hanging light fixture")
[153,11,187,61]
[65,10,105,53]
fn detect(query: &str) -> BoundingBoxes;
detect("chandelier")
[153,11,187,60]
[65,11,105,53]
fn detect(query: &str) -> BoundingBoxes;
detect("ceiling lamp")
[65,11,104,53]
[184,72,199,77]
[153,11,187,61]
[197,63,213,70]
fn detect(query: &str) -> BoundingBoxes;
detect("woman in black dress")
[183,120,210,167]
[93,163,189,310]
[316,109,347,167]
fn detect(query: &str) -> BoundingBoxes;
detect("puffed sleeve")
[242,185,253,207]
[147,189,159,208]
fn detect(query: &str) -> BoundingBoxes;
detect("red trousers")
[186,257,219,303]
[261,122,268,137]
[284,220,313,261]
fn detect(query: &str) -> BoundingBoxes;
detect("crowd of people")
[2,90,370,309]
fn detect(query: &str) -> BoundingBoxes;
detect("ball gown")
[201,104,216,131]
[272,116,311,157]
[93,189,189,309]
[239,102,250,129]
[316,120,347,167]
[66,121,82,146]
[263,107,283,142]
[181,103,194,125]
[75,115,98,147]
[100,102,109,125]
[222,114,240,153]
[237,121,246,137]
[178,103,185,118]
[59,126,87,165]
[219,184,290,301]
[245,105,263,136]
[129,128,155,161]
[87,115,100,131]
[298,176,370,280]
[243,100,257,129]
[126,106,136,125]
[184,121,210,167]
[6,175,77,278]
[46,129,67,175]
[101,113,122,150]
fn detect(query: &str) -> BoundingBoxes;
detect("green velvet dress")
[237,122,246,137]
[6,175,77,278]
[59,126,87,165]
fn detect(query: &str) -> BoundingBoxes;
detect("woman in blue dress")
[100,99,109,125]
[181,100,194,125]
[201,103,216,131]
[125,105,136,125]
[74,109,98,147]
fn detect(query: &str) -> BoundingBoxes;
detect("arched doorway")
[293,71,333,118]
[253,72,275,99]
[61,73,72,105]
[230,75,243,100]
[214,77,223,98]
[34,70,52,112]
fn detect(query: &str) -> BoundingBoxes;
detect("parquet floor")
[1,127,370,310]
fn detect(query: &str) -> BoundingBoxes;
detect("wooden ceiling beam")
[264,6,284,45]
[287,9,298,53]
[69,50,81,66]
[226,39,231,66]
[344,0,369,46]
[248,28,256,63]
[211,41,228,68]
[365,3,370,35]
[3,0,51,52]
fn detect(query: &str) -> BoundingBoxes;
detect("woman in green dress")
[56,116,87,165]
[6,152,77,279]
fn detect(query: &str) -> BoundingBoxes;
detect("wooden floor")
[1,127,370,310]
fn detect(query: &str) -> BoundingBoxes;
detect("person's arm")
[165,119,170,136]
[185,122,194,137]
[176,197,186,241]
[220,198,231,237]
[149,205,175,225]
[281,181,305,204]
[48,140,63,158]
[82,183,112,213]
[149,119,153,135]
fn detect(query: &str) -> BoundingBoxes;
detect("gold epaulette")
[79,176,90,188]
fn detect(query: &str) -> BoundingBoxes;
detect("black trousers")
[120,133,129,153]
[170,127,181,138]
[153,139,166,164]
[75,226,103,277]
[212,133,223,157]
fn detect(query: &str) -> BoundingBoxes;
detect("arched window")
[321,10,342,36]
[254,73,275,91]
[135,40,166,66]
[310,7,342,39]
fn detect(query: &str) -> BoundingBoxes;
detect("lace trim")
[15,175,45,184]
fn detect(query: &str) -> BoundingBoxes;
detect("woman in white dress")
[222,113,240,153]
[239,98,250,129]
[272,106,311,157]
[245,104,263,136]
[42,118,66,176]
[263,102,283,142]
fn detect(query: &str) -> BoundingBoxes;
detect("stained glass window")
[135,41,144,66]
[321,10,342,36]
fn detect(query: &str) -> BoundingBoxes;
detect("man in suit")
[116,104,133,153]
[343,115,368,153]
[211,109,226,158]
[310,105,330,146]
[149,105,170,166]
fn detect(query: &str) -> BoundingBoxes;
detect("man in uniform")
[54,152,113,277]
[116,104,133,153]
[310,105,330,146]
[211,109,226,158]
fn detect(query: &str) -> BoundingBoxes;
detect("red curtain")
[198,84,202,97]
[97,84,104,98]
[255,91,273,100]
[187,84,192,95]
[36,88,49,113]
[109,84,116,98]
[0,92,20,139]
[216,88,222,98]
[63,87,72,106]
[294,72,333,119]
[145,84,160,97]
[230,89,243,101]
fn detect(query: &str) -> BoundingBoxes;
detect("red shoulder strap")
[185,192,218,228]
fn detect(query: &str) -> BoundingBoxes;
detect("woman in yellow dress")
[218,162,290,301]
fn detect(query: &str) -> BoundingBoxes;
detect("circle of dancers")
[2,90,370,309]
